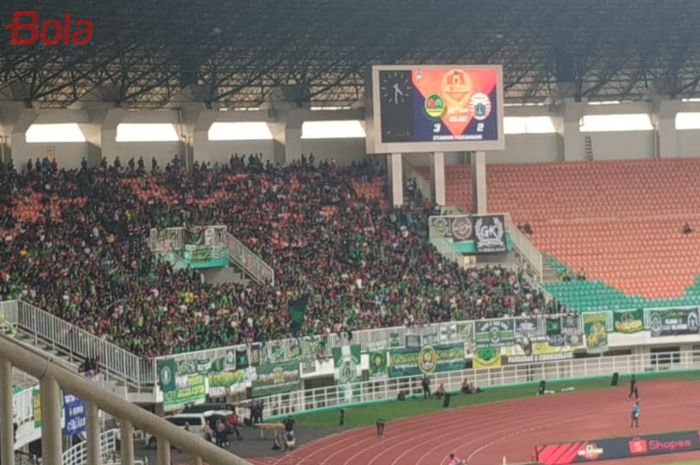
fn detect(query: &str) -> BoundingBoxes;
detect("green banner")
[388,332,402,348]
[288,339,301,361]
[332,345,361,384]
[369,351,388,379]
[301,336,326,358]
[252,361,301,397]
[157,358,207,412]
[584,313,609,354]
[649,308,700,337]
[389,343,464,378]
[265,341,287,364]
[209,370,247,389]
[613,309,644,334]
[475,319,516,348]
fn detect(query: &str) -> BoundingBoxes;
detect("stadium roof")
[2,0,700,109]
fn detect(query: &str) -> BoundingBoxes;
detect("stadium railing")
[0,332,252,465]
[430,236,466,267]
[224,231,275,285]
[62,429,120,465]
[503,215,544,281]
[0,300,154,393]
[258,348,700,419]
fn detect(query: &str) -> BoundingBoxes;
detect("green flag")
[369,351,388,379]
[332,345,361,384]
[157,359,177,393]
[235,347,249,369]
[289,295,308,335]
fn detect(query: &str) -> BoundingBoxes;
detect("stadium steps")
[541,260,560,283]
[11,331,139,399]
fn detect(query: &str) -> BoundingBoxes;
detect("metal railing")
[225,232,275,285]
[62,429,120,465]
[503,215,544,280]
[430,237,466,268]
[5,301,154,389]
[259,349,700,418]
[0,333,252,465]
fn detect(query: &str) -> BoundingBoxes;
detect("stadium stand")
[0,157,546,356]
[419,159,700,308]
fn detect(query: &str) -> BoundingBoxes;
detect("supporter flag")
[288,294,308,336]
[369,351,388,379]
[235,347,249,369]
[546,317,561,336]
[157,359,177,393]
[473,347,501,369]
[332,345,361,384]
[584,312,609,354]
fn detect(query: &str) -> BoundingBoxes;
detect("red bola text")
[4,11,94,46]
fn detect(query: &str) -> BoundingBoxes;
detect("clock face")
[380,71,412,105]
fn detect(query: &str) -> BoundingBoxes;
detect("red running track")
[250,381,700,465]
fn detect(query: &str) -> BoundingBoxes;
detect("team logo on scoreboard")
[424,94,446,119]
[470,93,492,121]
[442,69,473,108]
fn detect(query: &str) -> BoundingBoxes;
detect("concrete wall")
[300,138,365,166]
[492,134,560,163]
[5,98,700,169]
[677,130,700,158]
[201,141,276,165]
[588,131,655,160]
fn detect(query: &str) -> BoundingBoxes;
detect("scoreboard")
[367,65,504,154]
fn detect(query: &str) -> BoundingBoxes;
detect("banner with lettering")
[515,317,539,338]
[648,308,700,337]
[156,358,206,412]
[63,394,86,438]
[503,340,573,363]
[457,322,476,353]
[475,319,516,348]
[613,309,644,334]
[252,361,301,397]
[474,215,507,253]
[584,313,609,354]
[388,344,464,378]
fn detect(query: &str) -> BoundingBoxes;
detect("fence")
[430,236,466,267]
[62,429,121,465]
[225,232,275,285]
[503,215,544,280]
[2,301,154,389]
[260,349,700,419]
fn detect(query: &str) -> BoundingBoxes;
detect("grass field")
[286,370,700,428]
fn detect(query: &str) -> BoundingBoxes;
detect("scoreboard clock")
[367,65,505,154]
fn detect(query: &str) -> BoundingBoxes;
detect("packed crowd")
[0,155,548,356]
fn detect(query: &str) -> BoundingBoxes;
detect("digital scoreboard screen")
[368,65,504,154]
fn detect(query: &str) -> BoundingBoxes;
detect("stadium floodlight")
[675,113,700,130]
[301,120,366,139]
[208,122,273,141]
[504,117,556,135]
[26,124,86,143]
[116,124,179,142]
[579,114,653,132]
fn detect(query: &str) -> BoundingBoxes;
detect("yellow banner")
[473,348,502,369]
